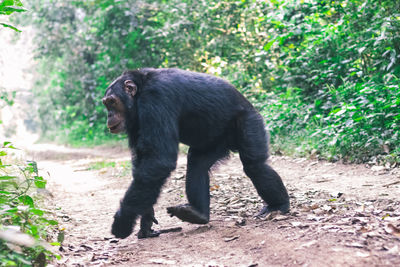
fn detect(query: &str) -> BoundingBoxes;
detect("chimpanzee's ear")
[124,80,137,97]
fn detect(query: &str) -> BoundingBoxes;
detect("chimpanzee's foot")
[137,228,161,239]
[256,202,290,218]
[111,209,137,239]
[167,204,209,224]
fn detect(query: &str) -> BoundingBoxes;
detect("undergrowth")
[264,79,400,165]
[0,142,60,266]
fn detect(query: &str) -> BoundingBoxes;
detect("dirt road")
[27,144,400,266]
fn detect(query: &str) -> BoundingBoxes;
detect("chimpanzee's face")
[102,77,137,134]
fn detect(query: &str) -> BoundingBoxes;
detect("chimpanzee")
[102,68,289,239]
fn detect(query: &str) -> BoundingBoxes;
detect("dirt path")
[27,144,400,266]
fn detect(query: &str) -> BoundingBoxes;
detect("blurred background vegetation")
[16,0,400,164]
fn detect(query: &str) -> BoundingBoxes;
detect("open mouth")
[109,122,121,132]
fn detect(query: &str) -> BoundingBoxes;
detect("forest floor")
[26,144,400,267]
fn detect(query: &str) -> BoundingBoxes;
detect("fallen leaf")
[346,242,365,248]
[290,221,309,229]
[371,166,385,172]
[298,240,317,249]
[80,244,93,251]
[355,251,370,258]
[235,218,246,226]
[149,258,176,265]
[261,211,280,220]
[290,221,302,227]
[210,185,220,191]
[387,245,399,255]
[385,224,400,237]
[272,215,289,221]
[329,191,343,198]
[224,235,240,242]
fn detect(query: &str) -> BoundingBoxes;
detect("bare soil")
[27,144,400,267]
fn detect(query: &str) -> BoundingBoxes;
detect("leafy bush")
[260,0,400,164]
[264,79,400,164]
[0,142,59,266]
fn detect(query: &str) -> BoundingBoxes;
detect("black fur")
[107,68,289,238]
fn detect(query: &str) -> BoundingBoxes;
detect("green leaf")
[0,0,15,7]
[0,175,16,180]
[18,195,34,207]
[0,23,21,32]
[46,219,59,226]
[30,208,44,216]
[5,207,18,213]
[27,161,38,173]
[263,39,276,51]
[0,181,18,189]
[34,176,47,189]
[1,6,26,14]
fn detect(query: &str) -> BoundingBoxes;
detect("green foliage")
[0,0,23,112]
[25,0,400,163]
[264,79,400,163]
[1,2,60,265]
[259,0,400,163]
[87,160,131,177]
[0,90,15,108]
[0,142,59,266]
[0,0,26,32]
[88,160,116,170]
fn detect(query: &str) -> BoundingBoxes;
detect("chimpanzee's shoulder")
[159,68,232,85]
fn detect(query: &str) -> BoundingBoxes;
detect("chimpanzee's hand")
[167,204,209,224]
[255,202,290,218]
[111,209,137,239]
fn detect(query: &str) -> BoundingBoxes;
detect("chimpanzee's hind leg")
[237,112,290,216]
[167,146,229,223]
[137,208,160,239]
